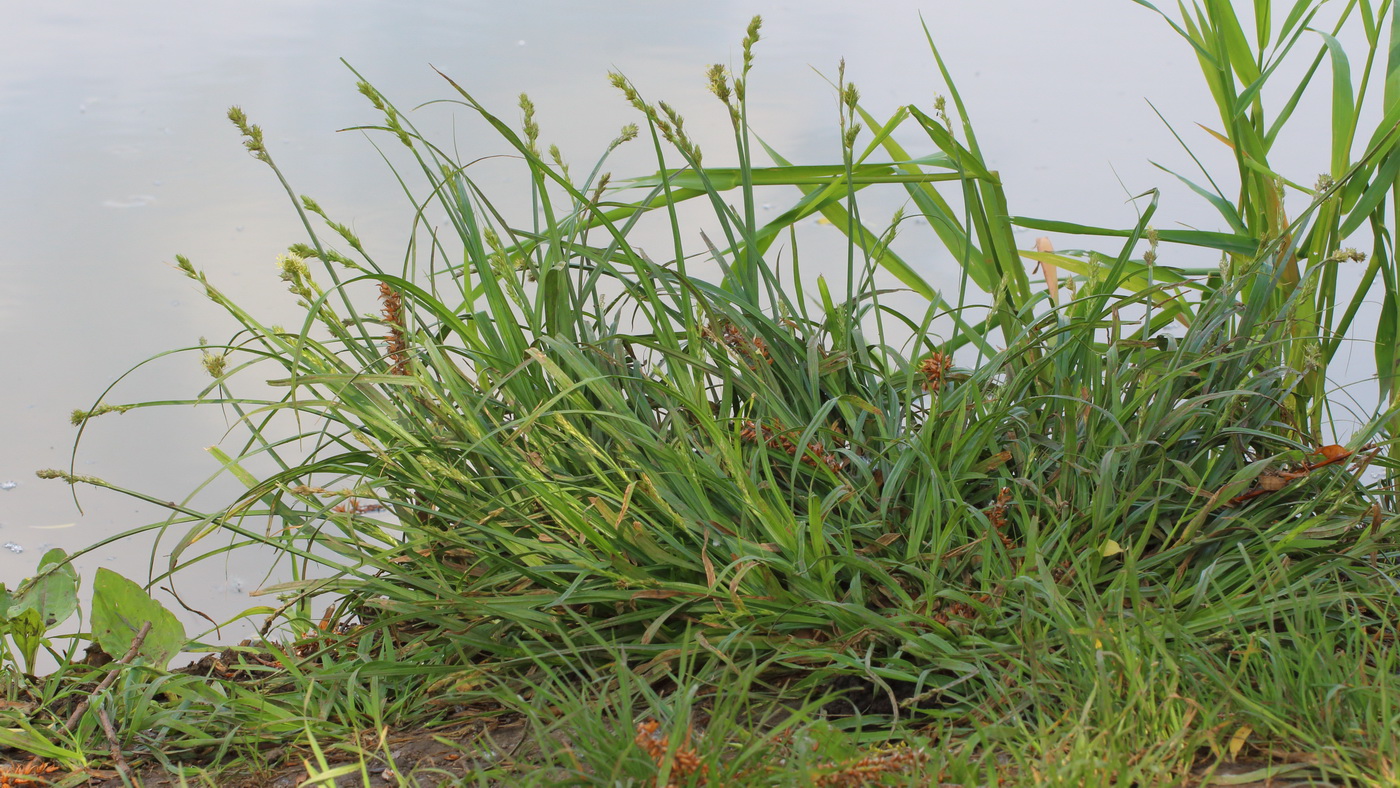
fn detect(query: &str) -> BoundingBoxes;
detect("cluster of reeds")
[31,3,1400,784]
[57,4,1397,709]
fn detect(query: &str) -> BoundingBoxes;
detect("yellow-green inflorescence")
[70,403,134,426]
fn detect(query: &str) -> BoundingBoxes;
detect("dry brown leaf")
[1035,236,1059,304]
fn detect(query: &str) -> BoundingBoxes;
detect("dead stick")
[96,706,132,781]
[64,622,154,731]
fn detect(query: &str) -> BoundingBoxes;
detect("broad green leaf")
[8,610,44,675]
[1387,1,1400,109]
[1313,29,1356,176]
[91,568,187,669]
[1378,270,1399,403]
[9,548,78,630]
[0,723,80,762]
[1252,0,1270,49]
[1010,216,1258,257]
[1207,0,1261,85]
[1261,8,1327,148]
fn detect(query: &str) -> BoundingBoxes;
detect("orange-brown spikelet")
[634,718,708,787]
[0,759,61,787]
[722,323,771,367]
[813,744,929,787]
[330,497,386,515]
[919,351,953,393]
[378,282,410,375]
[738,419,847,472]
[986,486,1014,548]
[635,718,666,761]
[930,598,980,627]
[707,321,772,370]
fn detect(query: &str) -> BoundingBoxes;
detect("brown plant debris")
[1225,443,1370,506]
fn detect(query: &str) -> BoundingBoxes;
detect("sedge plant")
[22,5,1400,784]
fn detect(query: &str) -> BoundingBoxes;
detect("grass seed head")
[741,15,762,72]
[610,123,640,151]
[657,101,702,164]
[226,105,269,162]
[201,346,228,379]
[70,403,134,426]
[609,72,648,114]
[278,253,316,300]
[356,80,387,112]
[706,64,731,105]
[548,143,569,180]
[36,468,103,485]
[519,93,540,155]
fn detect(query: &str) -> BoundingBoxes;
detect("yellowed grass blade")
[1034,236,1059,304]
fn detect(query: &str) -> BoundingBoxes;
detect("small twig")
[96,705,132,781]
[64,622,154,731]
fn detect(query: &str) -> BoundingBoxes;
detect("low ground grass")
[7,3,1400,785]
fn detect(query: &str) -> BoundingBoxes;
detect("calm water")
[0,1,1362,639]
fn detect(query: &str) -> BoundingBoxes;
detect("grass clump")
[10,2,1400,785]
